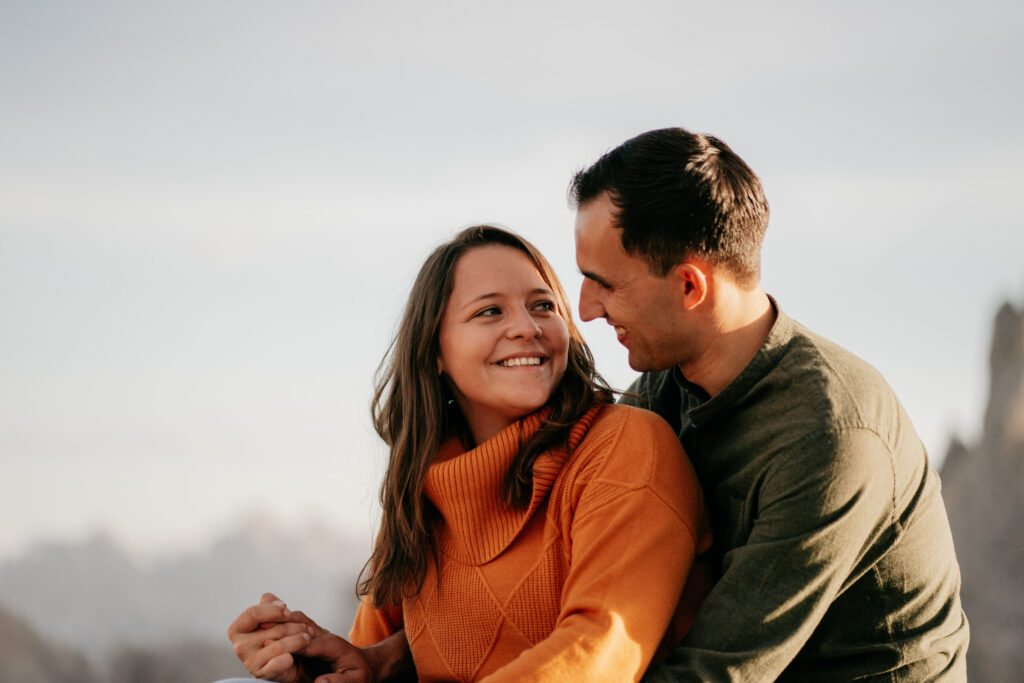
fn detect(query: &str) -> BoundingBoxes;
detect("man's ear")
[674,262,709,310]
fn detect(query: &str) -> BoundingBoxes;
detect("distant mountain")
[104,639,248,683]
[0,603,97,683]
[0,599,249,683]
[0,516,369,672]
[941,298,1024,680]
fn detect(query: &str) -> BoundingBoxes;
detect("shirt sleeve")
[348,596,403,648]
[482,409,709,683]
[644,427,897,682]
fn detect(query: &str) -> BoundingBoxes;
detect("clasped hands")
[227,592,373,683]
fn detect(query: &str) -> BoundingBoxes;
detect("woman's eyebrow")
[466,292,501,305]
[465,287,552,305]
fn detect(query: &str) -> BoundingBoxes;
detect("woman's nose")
[507,307,542,338]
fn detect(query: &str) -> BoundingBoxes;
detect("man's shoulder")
[783,319,890,387]
[771,319,902,432]
[784,319,878,374]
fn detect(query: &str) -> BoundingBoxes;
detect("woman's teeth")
[498,357,543,367]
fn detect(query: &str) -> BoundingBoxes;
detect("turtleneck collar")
[425,404,602,565]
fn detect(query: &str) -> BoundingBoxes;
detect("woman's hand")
[229,593,395,682]
[227,593,312,682]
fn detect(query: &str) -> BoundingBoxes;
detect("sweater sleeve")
[348,596,403,648]
[482,408,708,683]
[643,428,898,682]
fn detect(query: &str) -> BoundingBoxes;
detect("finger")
[232,624,304,664]
[258,594,290,629]
[229,602,293,637]
[252,632,311,676]
[286,609,320,631]
[257,621,312,644]
[256,651,296,679]
[260,592,284,606]
[235,622,309,661]
[302,632,354,660]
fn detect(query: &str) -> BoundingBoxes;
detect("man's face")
[574,192,692,372]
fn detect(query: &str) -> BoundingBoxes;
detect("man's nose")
[578,279,603,322]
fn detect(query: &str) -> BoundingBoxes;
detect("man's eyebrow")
[579,270,611,288]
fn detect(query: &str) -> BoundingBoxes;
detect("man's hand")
[297,628,373,683]
[303,629,415,683]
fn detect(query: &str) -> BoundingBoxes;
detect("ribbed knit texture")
[427,406,595,566]
[350,404,712,683]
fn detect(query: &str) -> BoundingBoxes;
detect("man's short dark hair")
[570,127,769,286]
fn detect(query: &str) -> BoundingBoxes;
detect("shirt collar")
[675,295,793,427]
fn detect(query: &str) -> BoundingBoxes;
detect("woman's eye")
[476,306,501,318]
[533,301,556,312]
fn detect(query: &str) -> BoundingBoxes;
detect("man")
[571,127,968,681]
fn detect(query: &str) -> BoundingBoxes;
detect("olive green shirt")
[628,305,969,681]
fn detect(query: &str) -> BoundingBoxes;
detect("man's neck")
[679,288,775,398]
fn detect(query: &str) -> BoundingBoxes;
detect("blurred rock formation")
[941,299,1024,681]
[0,603,96,683]
[105,640,247,683]
[0,518,366,682]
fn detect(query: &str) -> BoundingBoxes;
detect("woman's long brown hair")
[359,225,613,607]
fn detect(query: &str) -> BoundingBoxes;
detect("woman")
[226,226,711,682]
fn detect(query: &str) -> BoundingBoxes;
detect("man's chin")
[626,352,652,373]
[627,350,675,374]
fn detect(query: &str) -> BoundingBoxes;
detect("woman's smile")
[494,355,547,367]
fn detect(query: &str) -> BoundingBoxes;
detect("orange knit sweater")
[349,404,712,682]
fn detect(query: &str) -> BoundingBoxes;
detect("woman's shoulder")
[568,404,689,486]
[556,403,702,532]
[586,403,682,448]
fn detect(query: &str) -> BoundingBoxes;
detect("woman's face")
[438,245,569,445]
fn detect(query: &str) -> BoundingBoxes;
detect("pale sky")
[2,0,1023,561]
